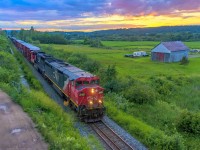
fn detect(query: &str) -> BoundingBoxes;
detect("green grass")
[102,40,200,50]
[40,41,200,149]
[102,41,159,50]
[40,42,200,79]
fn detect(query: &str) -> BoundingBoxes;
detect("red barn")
[151,41,189,62]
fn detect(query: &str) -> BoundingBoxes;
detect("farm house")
[151,41,189,62]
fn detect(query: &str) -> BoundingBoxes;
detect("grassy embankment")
[0,34,102,150]
[39,41,200,149]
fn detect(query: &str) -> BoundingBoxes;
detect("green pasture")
[102,41,159,50]
[40,41,200,79]
[102,40,200,50]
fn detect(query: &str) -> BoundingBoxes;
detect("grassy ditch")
[0,37,103,149]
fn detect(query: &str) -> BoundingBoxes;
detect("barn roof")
[161,41,189,52]
[151,41,189,53]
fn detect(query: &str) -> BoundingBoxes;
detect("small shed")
[151,41,189,62]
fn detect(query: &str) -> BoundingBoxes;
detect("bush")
[124,82,157,104]
[150,76,177,96]
[83,60,101,73]
[177,110,200,135]
[0,67,19,83]
[0,51,20,82]
[105,100,185,150]
[105,92,130,112]
[180,56,189,65]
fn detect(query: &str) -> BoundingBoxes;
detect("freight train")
[10,37,105,122]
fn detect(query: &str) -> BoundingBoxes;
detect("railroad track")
[90,121,135,150]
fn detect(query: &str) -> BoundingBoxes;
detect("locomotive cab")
[72,77,105,122]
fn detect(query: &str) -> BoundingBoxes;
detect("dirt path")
[0,91,48,150]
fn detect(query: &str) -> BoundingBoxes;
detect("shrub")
[180,56,189,65]
[124,82,157,104]
[83,60,101,73]
[105,92,130,112]
[150,76,177,96]
[177,110,200,135]
[105,100,185,150]
[0,67,19,83]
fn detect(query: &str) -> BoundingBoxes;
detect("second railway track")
[90,120,135,150]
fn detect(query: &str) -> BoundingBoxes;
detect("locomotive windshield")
[83,81,89,85]
[75,80,99,87]
[91,80,99,85]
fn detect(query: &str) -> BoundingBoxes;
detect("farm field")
[102,41,200,50]
[40,41,200,149]
[40,41,200,79]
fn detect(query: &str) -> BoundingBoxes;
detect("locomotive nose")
[85,87,103,108]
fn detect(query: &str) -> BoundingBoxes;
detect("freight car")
[11,37,40,63]
[10,37,105,122]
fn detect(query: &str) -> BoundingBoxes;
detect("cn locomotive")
[10,37,105,122]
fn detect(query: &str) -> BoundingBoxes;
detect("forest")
[9,25,200,46]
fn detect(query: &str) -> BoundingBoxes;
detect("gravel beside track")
[102,116,147,150]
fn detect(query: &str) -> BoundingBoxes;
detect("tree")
[180,56,189,65]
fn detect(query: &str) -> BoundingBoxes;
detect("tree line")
[10,27,70,44]
[65,25,200,42]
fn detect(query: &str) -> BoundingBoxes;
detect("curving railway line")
[90,121,135,150]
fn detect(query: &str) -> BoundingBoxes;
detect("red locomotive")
[10,37,105,122]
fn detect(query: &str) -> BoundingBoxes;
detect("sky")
[0,0,200,31]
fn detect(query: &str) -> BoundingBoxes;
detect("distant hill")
[65,25,200,41]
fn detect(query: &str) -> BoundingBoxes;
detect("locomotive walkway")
[0,91,48,150]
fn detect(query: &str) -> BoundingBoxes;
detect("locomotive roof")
[47,60,94,80]
[11,37,17,41]
[16,39,40,51]
[37,52,52,58]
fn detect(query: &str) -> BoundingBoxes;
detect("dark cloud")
[108,0,200,16]
[0,0,199,21]
[0,0,110,21]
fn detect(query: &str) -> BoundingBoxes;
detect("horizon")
[0,0,200,32]
[3,25,200,33]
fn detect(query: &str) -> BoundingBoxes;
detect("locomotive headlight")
[91,88,95,94]
[89,100,93,105]
[98,100,102,104]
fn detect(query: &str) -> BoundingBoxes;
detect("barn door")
[157,53,164,62]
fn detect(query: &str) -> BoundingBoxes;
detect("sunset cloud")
[0,0,200,31]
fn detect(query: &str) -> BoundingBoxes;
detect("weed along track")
[91,120,135,150]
